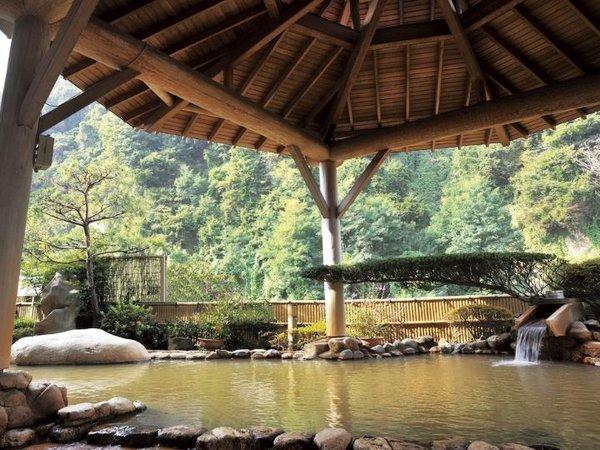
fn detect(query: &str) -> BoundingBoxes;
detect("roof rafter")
[233,36,317,145]
[562,0,600,39]
[479,25,551,86]
[105,6,267,110]
[436,0,509,146]
[20,0,99,128]
[75,17,329,160]
[146,0,321,133]
[283,46,344,120]
[331,73,600,160]
[39,68,138,133]
[323,0,387,138]
[512,5,586,75]
[64,0,226,78]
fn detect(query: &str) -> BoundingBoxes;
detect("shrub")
[346,300,396,338]
[167,319,216,341]
[560,258,600,318]
[302,252,564,300]
[270,320,327,350]
[209,300,278,349]
[12,317,35,342]
[447,304,514,340]
[100,301,156,343]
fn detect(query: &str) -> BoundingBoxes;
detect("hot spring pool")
[21,356,600,448]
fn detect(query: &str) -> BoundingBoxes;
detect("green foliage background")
[22,79,600,301]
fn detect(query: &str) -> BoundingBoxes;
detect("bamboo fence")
[16,294,527,342]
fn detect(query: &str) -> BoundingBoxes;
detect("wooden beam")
[374,50,382,126]
[562,0,600,39]
[206,0,322,76]
[513,5,586,75]
[371,19,451,49]
[215,34,286,146]
[144,98,187,132]
[463,0,525,32]
[432,40,444,151]
[510,122,529,137]
[164,6,267,59]
[338,149,390,218]
[63,0,226,78]
[480,25,551,86]
[183,113,200,137]
[331,74,600,160]
[264,0,280,19]
[208,66,235,142]
[283,47,344,120]
[350,0,361,30]
[303,86,340,127]
[318,0,336,16]
[146,82,174,106]
[347,97,355,129]
[149,0,320,132]
[294,14,356,48]
[339,0,351,26]
[123,100,162,122]
[100,0,163,26]
[234,37,316,144]
[85,6,267,110]
[288,145,330,217]
[405,45,410,122]
[324,0,387,137]
[76,18,330,160]
[39,68,138,133]
[437,0,509,146]
[19,0,98,128]
[0,14,50,369]
[105,84,147,108]
[485,69,557,129]
[457,75,472,149]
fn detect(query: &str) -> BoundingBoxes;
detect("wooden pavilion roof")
[5,0,600,161]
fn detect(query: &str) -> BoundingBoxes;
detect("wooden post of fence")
[160,253,167,303]
[287,302,298,350]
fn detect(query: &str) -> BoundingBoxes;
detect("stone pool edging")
[153,321,600,367]
[0,370,146,448]
[69,424,564,449]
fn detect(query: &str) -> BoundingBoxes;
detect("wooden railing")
[15,295,527,342]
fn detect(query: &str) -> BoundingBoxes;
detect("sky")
[0,34,10,92]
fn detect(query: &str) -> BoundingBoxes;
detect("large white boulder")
[11,329,150,365]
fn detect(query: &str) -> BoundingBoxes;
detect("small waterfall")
[514,319,547,363]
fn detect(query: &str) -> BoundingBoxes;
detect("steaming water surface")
[22,357,600,448]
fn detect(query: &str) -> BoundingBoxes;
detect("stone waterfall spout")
[512,296,585,363]
[515,319,547,363]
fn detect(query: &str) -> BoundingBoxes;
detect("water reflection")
[20,356,600,448]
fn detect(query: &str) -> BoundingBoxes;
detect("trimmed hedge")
[302,252,564,300]
[447,304,514,340]
[561,258,600,317]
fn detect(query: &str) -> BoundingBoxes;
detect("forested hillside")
[22,79,600,300]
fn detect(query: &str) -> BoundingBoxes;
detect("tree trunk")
[83,222,100,327]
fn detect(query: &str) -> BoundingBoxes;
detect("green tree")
[430,174,522,253]
[29,154,139,326]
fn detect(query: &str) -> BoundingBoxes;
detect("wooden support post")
[320,160,345,337]
[160,253,167,303]
[0,15,50,370]
[287,302,298,350]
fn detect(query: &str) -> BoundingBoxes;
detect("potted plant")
[196,322,225,350]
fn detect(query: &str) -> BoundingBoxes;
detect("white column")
[319,160,345,337]
[0,15,50,370]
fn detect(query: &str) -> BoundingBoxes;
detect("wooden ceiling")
[54,0,600,158]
